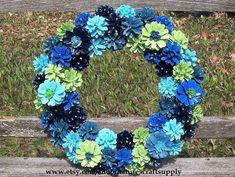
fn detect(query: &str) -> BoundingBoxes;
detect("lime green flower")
[34,97,44,111]
[133,127,150,145]
[126,35,145,53]
[76,140,102,168]
[132,145,150,166]
[173,61,193,82]
[170,30,188,49]
[45,64,65,82]
[191,105,203,125]
[126,162,145,175]
[56,22,75,40]
[62,68,83,91]
[141,22,171,50]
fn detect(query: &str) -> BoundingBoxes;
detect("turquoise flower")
[62,131,82,152]
[95,128,117,150]
[170,140,183,156]
[33,54,49,75]
[158,77,178,98]
[89,39,106,57]
[86,15,108,38]
[37,80,66,106]
[66,150,79,164]
[163,119,184,141]
[116,5,135,18]
[182,49,198,66]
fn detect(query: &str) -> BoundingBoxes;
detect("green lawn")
[0,12,234,157]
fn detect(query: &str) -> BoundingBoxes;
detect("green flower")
[173,61,193,82]
[56,22,75,40]
[45,64,65,82]
[132,145,150,166]
[191,105,203,125]
[76,140,102,168]
[34,97,44,111]
[62,68,83,91]
[126,162,145,175]
[141,22,171,50]
[170,30,188,49]
[126,35,145,53]
[133,127,150,145]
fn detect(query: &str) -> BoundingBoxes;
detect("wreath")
[32,5,205,175]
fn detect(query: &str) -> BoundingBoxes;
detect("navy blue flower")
[33,74,45,89]
[117,130,134,150]
[193,66,205,84]
[51,45,72,67]
[155,61,174,77]
[158,98,178,118]
[176,80,204,106]
[95,5,114,18]
[148,158,161,167]
[136,7,155,24]
[75,13,94,28]
[43,36,60,54]
[106,13,123,34]
[40,111,50,129]
[182,123,196,139]
[144,49,161,64]
[77,121,99,140]
[70,53,90,71]
[155,16,174,32]
[63,92,80,111]
[116,148,132,167]
[105,33,127,51]
[147,113,168,133]
[101,148,116,168]
[122,17,143,38]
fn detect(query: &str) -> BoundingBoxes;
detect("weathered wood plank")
[0,0,235,13]
[0,116,235,138]
[0,157,234,177]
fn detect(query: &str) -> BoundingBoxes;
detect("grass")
[0,12,234,157]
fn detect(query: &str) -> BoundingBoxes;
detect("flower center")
[85,152,94,161]
[45,89,54,99]
[150,31,161,41]
[71,36,82,48]
[187,88,196,98]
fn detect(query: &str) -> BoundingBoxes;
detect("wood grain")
[0,0,235,13]
[0,116,235,138]
[0,157,234,177]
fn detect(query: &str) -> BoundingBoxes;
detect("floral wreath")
[32,5,205,175]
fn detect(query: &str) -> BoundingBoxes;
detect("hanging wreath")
[32,4,205,175]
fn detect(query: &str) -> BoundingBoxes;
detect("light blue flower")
[37,80,66,106]
[33,54,49,75]
[62,131,82,152]
[170,140,183,156]
[86,15,108,38]
[95,128,117,150]
[116,5,135,18]
[163,119,184,141]
[66,150,79,164]
[89,38,106,57]
[182,49,198,66]
[158,77,178,98]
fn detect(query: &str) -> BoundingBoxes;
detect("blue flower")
[105,33,127,51]
[75,13,94,28]
[116,5,135,18]
[176,80,204,106]
[101,148,116,167]
[161,42,182,66]
[158,77,178,98]
[122,17,143,38]
[86,15,108,38]
[170,140,183,156]
[51,45,72,67]
[63,92,80,110]
[116,148,132,167]
[158,98,178,117]
[147,113,168,133]
[66,150,79,164]
[155,16,174,32]
[89,39,106,57]
[43,36,60,54]
[163,119,184,141]
[95,128,117,150]
[70,36,82,48]
[193,66,205,84]
[37,80,66,106]
[145,132,173,159]
[144,49,161,64]
[182,49,198,66]
[40,111,50,129]
[77,121,99,140]
[33,54,49,75]
[136,7,155,24]
[62,131,82,152]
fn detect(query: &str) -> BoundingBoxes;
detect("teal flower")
[37,80,66,106]
[33,54,49,75]
[95,128,117,150]
[89,39,106,57]
[116,5,135,18]
[158,77,178,98]
[170,140,183,156]
[163,119,184,141]
[62,131,82,152]
[182,49,198,66]
[86,16,108,38]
